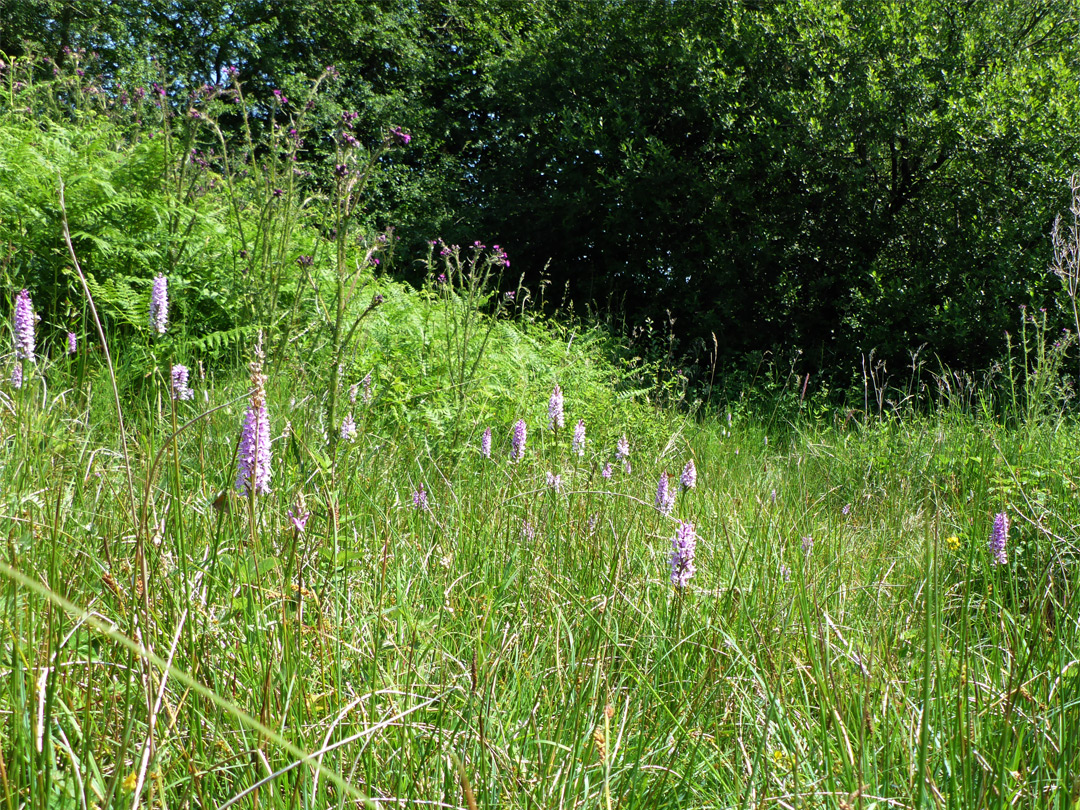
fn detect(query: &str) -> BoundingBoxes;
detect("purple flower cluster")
[548,384,564,430]
[602,463,613,479]
[801,536,814,555]
[10,364,22,389]
[656,473,676,516]
[572,419,586,456]
[149,275,168,334]
[288,493,310,534]
[989,512,1008,566]
[389,125,411,146]
[235,354,272,496]
[616,435,630,461]
[67,332,77,355]
[13,288,36,361]
[681,459,697,490]
[546,471,563,492]
[670,521,697,588]
[512,419,527,461]
[340,413,357,443]
[412,486,428,510]
[171,364,194,400]
[481,427,492,458]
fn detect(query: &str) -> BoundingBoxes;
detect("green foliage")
[0,68,243,342]
[439,0,1080,382]
[10,0,1080,384]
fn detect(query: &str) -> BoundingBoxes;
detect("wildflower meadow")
[2,33,1080,810]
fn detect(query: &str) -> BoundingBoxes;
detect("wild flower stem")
[58,176,138,528]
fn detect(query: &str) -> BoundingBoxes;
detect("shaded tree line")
[4,0,1080,385]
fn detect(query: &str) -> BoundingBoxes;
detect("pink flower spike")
[13,289,36,361]
[548,384,564,430]
[149,275,168,334]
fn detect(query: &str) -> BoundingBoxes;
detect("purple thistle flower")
[412,486,428,510]
[171,364,194,400]
[481,427,492,458]
[149,275,168,334]
[10,363,22,389]
[13,288,36,361]
[340,413,357,443]
[235,355,272,496]
[656,473,676,516]
[512,419,527,461]
[681,459,697,490]
[572,419,586,456]
[989,512,1009,566]
[67,331,77,355]
[670,521,697,588]
[548,384,564,430]
[602,463,613,479]
[616,435,630,461]
[546,471,563,492]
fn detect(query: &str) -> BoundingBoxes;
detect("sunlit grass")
[2,339,1078,809]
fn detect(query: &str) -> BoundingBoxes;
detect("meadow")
[2,51,1079,810]
[3,267,1080,809]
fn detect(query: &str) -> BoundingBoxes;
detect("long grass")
[2,317,1078,809]
[1,49,1078,810]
